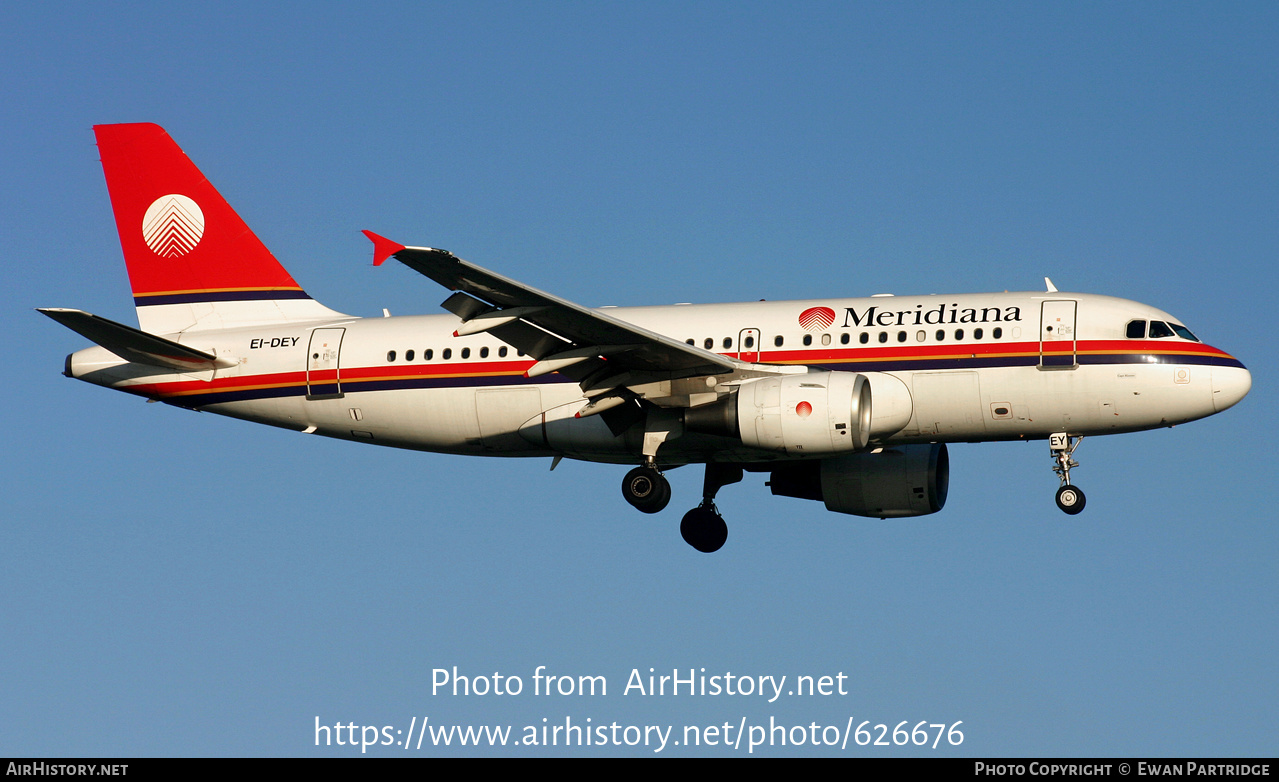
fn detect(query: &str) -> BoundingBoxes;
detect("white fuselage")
[66,290,1251,466]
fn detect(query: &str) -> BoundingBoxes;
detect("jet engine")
[686,371,871,454]
[767,443,949,518]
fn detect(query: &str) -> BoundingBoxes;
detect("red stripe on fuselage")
[123,339,1239,403]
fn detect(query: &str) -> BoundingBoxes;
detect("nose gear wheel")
[1049,433,1086,515]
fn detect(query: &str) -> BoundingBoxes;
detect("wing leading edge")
[363,231,742,416]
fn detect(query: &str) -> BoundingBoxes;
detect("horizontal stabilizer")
[38,308,235,372]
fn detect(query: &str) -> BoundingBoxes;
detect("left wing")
[364,231,745,416]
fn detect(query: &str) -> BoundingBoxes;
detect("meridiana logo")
[798,306,835,331]
[142,194,205,257]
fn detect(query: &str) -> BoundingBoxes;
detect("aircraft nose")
[1211,364,1251,413]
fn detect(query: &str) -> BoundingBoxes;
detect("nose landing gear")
[1050,432,1086,515]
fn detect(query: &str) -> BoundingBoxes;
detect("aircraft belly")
[1104,363,1214,430]
[891,363,1217,442]
[908,371,986,438]
[232,387,488,451]
[358,387,485,450]
[525,400,641,457]
[475,387,546,452]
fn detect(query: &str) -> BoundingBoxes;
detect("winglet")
[362,230,406,266]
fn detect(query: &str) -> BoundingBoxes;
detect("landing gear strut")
[680,464,742,553]
[621,462,671,514]
[1049,432,1086,515]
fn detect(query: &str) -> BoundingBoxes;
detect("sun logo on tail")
[142,194,205,257]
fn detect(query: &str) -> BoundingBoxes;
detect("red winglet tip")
[362,230,406,266]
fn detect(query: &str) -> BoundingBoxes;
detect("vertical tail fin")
[94,123,344,334]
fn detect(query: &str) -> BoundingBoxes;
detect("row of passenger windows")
[378,319,1197,364]
[685,327,1005,349]
[387,327,1014,364]
[386,345,516,362]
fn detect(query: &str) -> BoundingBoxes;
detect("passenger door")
[306,328,345,399]
[1039,300,1077,369]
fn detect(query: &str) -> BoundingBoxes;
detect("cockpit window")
[1149,321,1175,339]
[1170,323,1199,342]
[1125,320,1146,339]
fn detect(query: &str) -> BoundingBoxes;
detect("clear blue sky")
[3,1,1274,757]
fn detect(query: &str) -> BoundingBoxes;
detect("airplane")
[42,123,1252,552]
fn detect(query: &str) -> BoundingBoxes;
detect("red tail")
[94,123,338,333]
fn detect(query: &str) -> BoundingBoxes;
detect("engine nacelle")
[768,443,949,518]
[731,371,871,454]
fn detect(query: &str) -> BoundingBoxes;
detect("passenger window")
[425,349,434,360]
[723,337,732,349]
[461,347,471,359]
[704,338,713,350]
[480,347,489,358]
[686,339,694,345]
[387,350,396,362]
[993,327,1002,339]
[405,349,415,361]
[840,333,849,345]
[936,329,945,341]
[774,335,784,347]
[499,346,508,357]
[974,328,983,340]
[1126,320,1147,339]
[821,334,831,346]
[897,331,907,343]
[803,334,812,346]
[955,329,964,340]
[878,332,888,344]
[442,348,452,360]
[916,330,926,342]
[1149,321,1174,339]
[859,333,869,344]
[744,335,755,348]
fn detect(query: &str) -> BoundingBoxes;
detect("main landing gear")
[621,462,671,514]
[1049,432,1086,515]
[680,464,742,554]
[619,461,742,552]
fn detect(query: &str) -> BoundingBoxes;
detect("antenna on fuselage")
[1044,277,1059,293]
